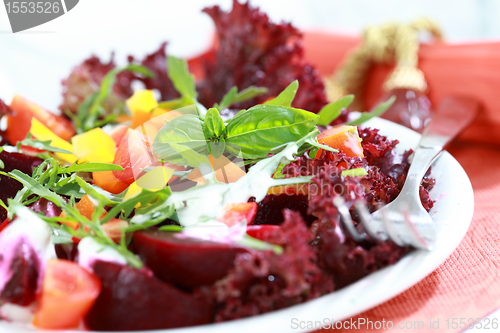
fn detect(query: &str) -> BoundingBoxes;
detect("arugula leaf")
[153,114,209,165]
[264,80,298,107]
[59,162,123,174]
[18,134,73,154]
[75,64,153,133]
[203,108,226,140]
[317,94,354,127]
[217,86,268,110]
[51,183,84,198]
[345,96,396,126]
[225,104,319,159]
[341,168,368,177]
[159,225,183,232]
[0,147,4,169]
[167,56,197,103]
[4,170,67,206]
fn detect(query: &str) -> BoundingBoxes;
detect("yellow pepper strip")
[29,118,77,164]
[187,155,246,185]
[124,166,174,201]
[126,90,158,129]
[136,109,183,141]
[71,128,116,164]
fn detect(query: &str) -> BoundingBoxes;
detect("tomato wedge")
[112,130,157,184]
[33,259,101,329]
[5,95,75,145]
[316,125,364,158]
[216,202,257,227]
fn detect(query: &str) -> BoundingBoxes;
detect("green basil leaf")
[264,80,298,107]
[59,162,123,174]
[167,56,197,103]
[153,114,210,166]
[208,141,226,159]
[217,87,237,110]
[217,86,268,110]
[317,94,354,127]
[233,86,269,104]
[204,108,226,140]
[345,95,396,126]
[225,104,319,159]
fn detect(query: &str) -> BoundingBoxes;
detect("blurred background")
[1,0,500,110]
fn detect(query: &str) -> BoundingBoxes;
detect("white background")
[1,0,500,111]
[0,0,499,330]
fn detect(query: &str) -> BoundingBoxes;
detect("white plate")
[0,117,474,333]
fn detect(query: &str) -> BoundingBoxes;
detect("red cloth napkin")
[304,32,500,333]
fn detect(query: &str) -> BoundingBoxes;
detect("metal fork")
[334,97,479,250]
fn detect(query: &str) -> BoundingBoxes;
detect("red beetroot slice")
[133,231,245,289]
[0,239,40,306]
[252,194,316,226]
[0,151,42,221]
[85,260,212,331]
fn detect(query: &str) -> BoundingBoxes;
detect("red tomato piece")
[216,202,258,227]
[101,218,129,243]
[246,225,281,241]
[5,95,75,145]
[316,125,364,158]
[112,130,158,184]
[33,259,101,329]
[108,125,129,147]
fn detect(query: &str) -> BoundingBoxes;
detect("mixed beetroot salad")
[0,1,435,331]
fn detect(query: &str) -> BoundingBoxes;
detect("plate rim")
[0,118,475,333]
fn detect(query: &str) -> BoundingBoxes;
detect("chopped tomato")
[33,259,101,329]
[112,130,158,184]
[316,125,364,158]
[76,195,107,220]
[0,218,10,233]
[5,95,75,145]
[101,218,129,243]
[93,170,130,194]
[246,225,281,241]
[108,125,129,146]
[216,202,258,227]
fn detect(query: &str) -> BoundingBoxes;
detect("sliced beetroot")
[133,231,245,289]
[29,197,62,218]
[0,239,40,306]
[0,151,42,221]
[252,194,316,226]
[85,260,212,331]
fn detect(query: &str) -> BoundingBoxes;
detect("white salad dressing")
[0,205,56,294]
[77,237,127,272]
[165,131,316,242]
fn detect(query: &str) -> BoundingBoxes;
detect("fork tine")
[401,209,433,250]
[380,209,406,247]
[354,200,381,241]
[332,196,364,242]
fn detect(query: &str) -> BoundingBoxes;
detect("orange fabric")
[304,32,500,332]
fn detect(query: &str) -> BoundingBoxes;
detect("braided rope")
[325,18,442,109]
